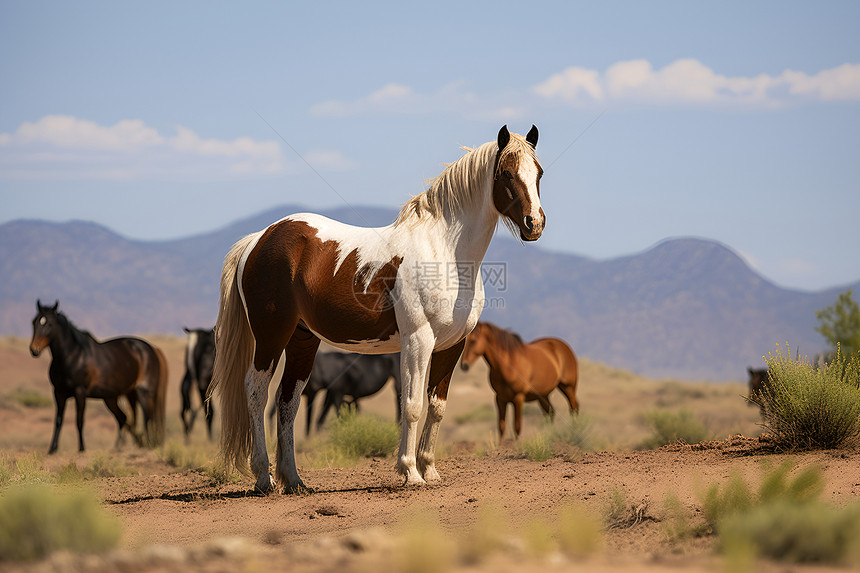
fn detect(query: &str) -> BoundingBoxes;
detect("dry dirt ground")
[2,335,858,572]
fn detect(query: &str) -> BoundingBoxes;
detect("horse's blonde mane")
[394,132,539,227]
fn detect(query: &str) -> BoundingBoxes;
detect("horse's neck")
[51,323,90,363]
[479,335,510,373]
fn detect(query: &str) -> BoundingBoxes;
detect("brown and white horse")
[460,321,579,438]
[211,125,545,493]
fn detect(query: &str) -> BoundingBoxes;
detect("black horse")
[269,352,402,435]
[29,300,168,453]
[180,327,215,440]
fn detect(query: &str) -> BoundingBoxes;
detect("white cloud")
[9,115,164,150]
[309,81,522,121]
[0,116,306,180]
[534,59,860,107]
[303,149,357,171]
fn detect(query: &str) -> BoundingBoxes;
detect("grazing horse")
[29,300,168,453]
[211,125,545,493]
[267,352,402,435]
[460,322,579,438]
[180,327,216,439]
[747,367,770,415]
[314,352,402,432]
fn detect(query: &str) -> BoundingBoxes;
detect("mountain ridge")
[2,206,855,380]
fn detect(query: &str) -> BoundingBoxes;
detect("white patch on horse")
[185,331,199,380]
[517,157,542,222]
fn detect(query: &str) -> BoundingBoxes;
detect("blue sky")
[2,1,858,291]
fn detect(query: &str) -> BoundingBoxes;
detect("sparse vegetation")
[1,385,53,409]
[303,405,400,468]
[0,484,121,561]
[638,408,708,449]
[556,501,604,557]
[761,344,860,450]
[519,415,596,461]
[698,461,860,565]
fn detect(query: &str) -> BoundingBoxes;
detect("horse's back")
[531,337,577,382]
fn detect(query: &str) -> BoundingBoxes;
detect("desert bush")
[304,405,399,467]
[698,461,860,564]
[83,454,135,478]
[520,432,553,462]
[329,405,399,458]
[2,386,52,409]
[556,501,604,557]
[519,415,595,461]
[638,408,708,449]
[14,452,50,483]
[0,484,121,561]
[761,344,860,450]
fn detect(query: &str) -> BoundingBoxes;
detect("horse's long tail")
[151,346,169,445]
[210,232,261,473]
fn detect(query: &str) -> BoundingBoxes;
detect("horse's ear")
[36,299,43,311]
[183,327,190,334]
[526,124,539,148]
[497,125,510,151]
[51,301,59,312]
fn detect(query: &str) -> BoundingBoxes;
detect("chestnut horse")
[29,300,168,453]
[211,125,545,493]
[460,322,579,438]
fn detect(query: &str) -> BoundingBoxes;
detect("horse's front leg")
[74,387,87,452]
[397,327,435,486]
[49,390,69,454]
[417,339,465,483]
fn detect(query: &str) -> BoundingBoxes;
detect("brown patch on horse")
[241,219,400,368]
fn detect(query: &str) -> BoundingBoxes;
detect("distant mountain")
[2,206,855,381]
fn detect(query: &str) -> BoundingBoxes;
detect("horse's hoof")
[282,482,314,495]
[422,466,442,483]
[253,475,276,495]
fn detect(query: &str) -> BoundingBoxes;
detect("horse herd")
[23,126,766,495]
[28,300,580,453]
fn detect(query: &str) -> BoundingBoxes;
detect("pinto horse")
[211,125,545,493]
[29,300,168,453]
[460,322,579,438]
[180,327,216,440]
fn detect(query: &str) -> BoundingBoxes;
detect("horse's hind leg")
[417,339,465,483]
[180,371,195,438]
[274,327,320,493]
[558,382,580,414]
[104,397,130,449]
[198,382,214,440]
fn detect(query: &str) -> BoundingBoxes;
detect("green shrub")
[761,344,860,450]
[638,408,708,449]
[3,386,53,409]
[0,484,121,561]
[698,461,860,565]
[520,432,553,462]
[518,415,595,461]
[326,405,399,460]
[556,501,604,557]
[83,454,135,478]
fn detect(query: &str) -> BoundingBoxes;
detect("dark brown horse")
[29,300,168,453]
[747,367,769,416]
[460,322,579,438]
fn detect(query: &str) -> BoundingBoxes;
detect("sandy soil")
[2,335,857,572]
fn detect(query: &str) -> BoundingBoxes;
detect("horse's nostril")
[524,215,534,231]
